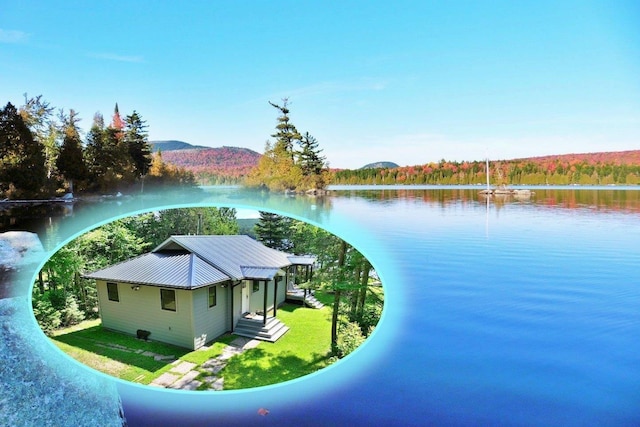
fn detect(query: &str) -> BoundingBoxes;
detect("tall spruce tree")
[85,113,108,184]
[269,99,301,159]
[298,131,328,189]
[124,111,152,178]
[0,102,46,198]
[56,109,87,193]
[105,103,136,184]
[254,211,292,251]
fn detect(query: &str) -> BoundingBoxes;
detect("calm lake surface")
[2,185,639,426]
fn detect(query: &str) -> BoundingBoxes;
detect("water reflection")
[2,185,639,252]
[331,185,640,215]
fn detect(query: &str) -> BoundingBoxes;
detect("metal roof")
[240,266,280,280]
[155,235,294,280]
[84,235,315,288]
[83,251,230,289]
[287,255,316,265]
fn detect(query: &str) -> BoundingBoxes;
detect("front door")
[241,281,250,314]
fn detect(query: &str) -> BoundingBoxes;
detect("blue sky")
[2,1,639,169]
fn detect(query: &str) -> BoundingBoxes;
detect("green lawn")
[221,303,333,389]
[51,302,334,389]
[51,319,234,384]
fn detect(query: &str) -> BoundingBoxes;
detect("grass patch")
[52,302,339,390]
[51,320,232,384]
[221,303,334,390]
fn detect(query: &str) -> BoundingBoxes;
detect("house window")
[252,280,260,293]
[107,282,119,302]
[208,286,217,308]
[161,289,176,311]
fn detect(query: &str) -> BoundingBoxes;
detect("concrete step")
[233,318,289,342]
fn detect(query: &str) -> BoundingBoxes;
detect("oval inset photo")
[32,207,383,390]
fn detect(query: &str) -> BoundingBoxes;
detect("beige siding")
[249,280,268,313]
[191,284,229,349]
[97,280,195,349]
[249,277,288,313]
[276,276,286,305]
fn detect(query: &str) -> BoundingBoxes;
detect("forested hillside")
[333,150,640,186]
[160,146,261,185]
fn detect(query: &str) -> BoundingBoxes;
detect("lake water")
[1,185,639,426]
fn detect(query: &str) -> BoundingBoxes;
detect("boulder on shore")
[0,231,45,299]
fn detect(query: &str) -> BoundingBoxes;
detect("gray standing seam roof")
[83,251,230,289]
[83,235,312,289]
[240,266,280,280]
[157,235,294,280]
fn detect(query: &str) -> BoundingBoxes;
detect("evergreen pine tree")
[56,109,87,193]
[124,111,152,178]
[0,102,47,198]
[85,113,108,183]
[254,211,292,251]
[269,99,301,159]
[297,131,329,189]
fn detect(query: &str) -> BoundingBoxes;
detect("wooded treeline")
[0,95,196,199]
[333,154,640,186]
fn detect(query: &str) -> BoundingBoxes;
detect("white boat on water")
[478,159,534,197]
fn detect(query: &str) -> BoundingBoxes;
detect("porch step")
[303,294,324,309]
[286,291,324,309]
[233,317,289,342]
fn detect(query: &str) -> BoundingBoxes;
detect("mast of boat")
[485,157,490,191]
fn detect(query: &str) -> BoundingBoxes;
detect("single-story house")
[83,235,315,350]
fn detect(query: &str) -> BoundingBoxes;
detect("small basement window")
[161,289,176,311]
[107,282,119,302]
[208,286,217,308]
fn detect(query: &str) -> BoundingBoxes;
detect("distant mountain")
[513,150,640,166]
[361,161,399,169]
[150,140,209,152]
[158,145,262,183]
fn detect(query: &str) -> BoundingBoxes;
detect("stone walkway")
[149,336,261,391]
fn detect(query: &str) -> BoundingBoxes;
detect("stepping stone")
[201,363,224,375]
[170,361,197,374]
[230,337,251,347]
[210,378,224,391]
[173,379,202,391]
[154,354,175,361]
[169,370,200,389]
[201,359,224,369]
[151,372,180,387]
[141,351,156,357]
[218,347,242,360]
[241,339,261,350]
